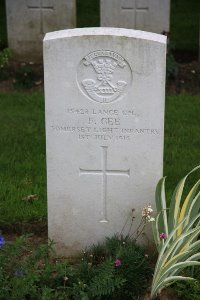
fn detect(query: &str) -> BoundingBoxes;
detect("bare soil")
[143,289,181,300]
[166,61,200,95]
[0,60,200,95]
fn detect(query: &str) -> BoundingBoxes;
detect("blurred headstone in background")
[6,0,76,62]
[100,0,170,34]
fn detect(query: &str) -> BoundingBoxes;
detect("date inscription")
[50,106,160,142]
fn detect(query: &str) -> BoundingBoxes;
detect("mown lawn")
[0,92,199,225]
[164,94,200,199]
[0,92,46,225]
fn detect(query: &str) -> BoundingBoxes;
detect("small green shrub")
[174,268,200,300]
[165,40,178,79]
[82,235,152,300]
[0,45,12,80]
[0,234,151,300]
[0,47,11,67]
[14,64,36,89]
[166,52,178,79]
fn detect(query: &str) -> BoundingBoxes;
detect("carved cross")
[121,0,149,28]
[27,0,54,34]
[79,146,130,223]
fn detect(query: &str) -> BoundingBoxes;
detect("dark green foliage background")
[170,0,200,52]
[0,0,7,48]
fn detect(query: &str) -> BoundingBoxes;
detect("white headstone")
[44,28,167,256]
[6,0,76,61]
[101,0,170,34]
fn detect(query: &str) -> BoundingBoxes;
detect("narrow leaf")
[155,177,168,235]
[177,179,200,236]
[168,165,200,234]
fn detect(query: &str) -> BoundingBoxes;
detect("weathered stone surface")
[6,0,76,61]
[44,28,167,256]
[101,0,170,34]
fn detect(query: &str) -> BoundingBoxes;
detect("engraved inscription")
[79,146,130,222]
[50,106,160,142]
[27,0,54,34]
[77,50,132,103]
[121,0,149,29]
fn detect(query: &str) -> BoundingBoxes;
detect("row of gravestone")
[6,0,170,61]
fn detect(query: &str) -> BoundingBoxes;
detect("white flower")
[148,217,155,222]
[142,205,154,222]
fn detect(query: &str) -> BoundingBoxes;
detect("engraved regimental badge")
[77,50,132,103]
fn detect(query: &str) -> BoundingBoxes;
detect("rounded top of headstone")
[44,27,167,44]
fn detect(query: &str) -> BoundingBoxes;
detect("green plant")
[82,235,151,300]
[68,258,126,300]
[151,166,200,299]
[0,235,73,299]
[173,268,200,300]
[0,46,12,80]
[174,267,200,300]
[0,234,151,300]
[0,47,11,67]
[165,40,178,79]
[14,64,36,89]
[166,51,178,79]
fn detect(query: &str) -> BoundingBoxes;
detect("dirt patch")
[142,288,181,300]
[0,60,43,93]
[1,221,47,237]
[0,60,200,95]
[4,232,48,248]
[167,61,200,95]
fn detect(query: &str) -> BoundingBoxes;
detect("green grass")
[0,92,46,225]
[0,92,199,225]
[164,94,200,210]
[164,94,200,192]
